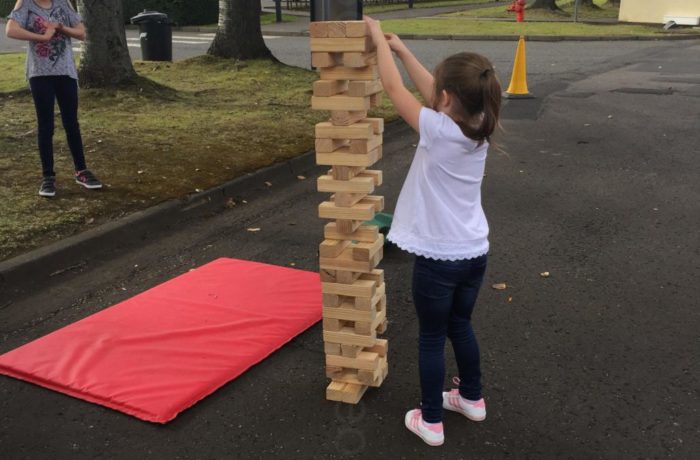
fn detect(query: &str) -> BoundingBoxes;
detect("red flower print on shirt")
[33,16,47,34]
[35,43,51,57]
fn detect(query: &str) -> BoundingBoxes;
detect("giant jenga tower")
[310,20,388,404]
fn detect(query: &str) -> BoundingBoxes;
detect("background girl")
[364,16,502,447]
[6,0,102,197]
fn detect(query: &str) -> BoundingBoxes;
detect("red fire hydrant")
[507,0,526,23]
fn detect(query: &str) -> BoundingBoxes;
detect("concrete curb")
[0,147,320,300]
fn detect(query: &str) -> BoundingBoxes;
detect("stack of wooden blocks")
[310,20,389,404]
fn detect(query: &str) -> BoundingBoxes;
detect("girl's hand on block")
[363,15,385,45]
[384,33,407,55]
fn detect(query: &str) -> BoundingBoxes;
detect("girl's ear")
[439,90,452,110]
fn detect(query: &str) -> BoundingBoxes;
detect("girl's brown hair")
[433,52,501,146]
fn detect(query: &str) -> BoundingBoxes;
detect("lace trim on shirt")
[387,229,489,261]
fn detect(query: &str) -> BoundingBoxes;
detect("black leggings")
[29,76,87,178]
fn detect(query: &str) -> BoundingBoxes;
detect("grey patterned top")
[8,0,82,80]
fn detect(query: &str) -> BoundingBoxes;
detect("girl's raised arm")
[384,33,435,106]
[365,16,422,132]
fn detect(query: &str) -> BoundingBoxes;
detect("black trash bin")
[131,10,172,62]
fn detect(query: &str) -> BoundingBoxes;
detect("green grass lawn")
[446,0,619,20]
[382,18,693,36]
[260,12,301,25]
[365,0,493,14]
[0,54,396,261]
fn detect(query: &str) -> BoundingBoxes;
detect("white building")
[619,0,700,25]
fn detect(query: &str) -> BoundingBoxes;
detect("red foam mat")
[0,258,321,423]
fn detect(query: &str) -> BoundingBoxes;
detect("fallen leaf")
[247,227,261,232]
[264,181,272,187]
[540,271,550,278]
[508,296,513,302]
[137,170,144,174]
[297,175,306,180]
[86,217,95,224]
[492,283,507,290]
[225,198,236,208]
[289,262,296,266]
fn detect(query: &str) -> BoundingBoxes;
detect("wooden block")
[370,92,383,108]
[324,342,342,355]
[326,351,380,371]
[355,282,385,310]
[366,338,388,357]
[320,246,379,274]
[353,234,384,262]
[323,293,340,307]
[335,270,361,284]
[322,279,376,299]
[344,21,367,38]
[343,52,376,68]
[359,269,384,287]
[376,293,386,312]
[319,200,375,221]
[320,239,351,258]
[327,21,347,38]
[315,138,348,153]
[362,117,384,134]
[323,317,342,331]
[361,195,384,213]
[348,80,383,97]
[340,382,367,404]
[354,320,372,336]
[341,344,362,358]
[323,305,375,323]
[320,65,378,81]
[309,22,328,38]
[310,37,371,53]
[312,95,370,112]
[335,219,362,235]
[326,381,347,401]
[324,223,379,243]
[313,80,349,97]
[359,169,383,186]
[350,134,382,154]
[329,366,385,388]
[324,326,377,347]
[358,356,387,386]
[311,52,339,68]
[316,145,382,167]
[331,110,367,126]
[320,268,336,282]
[376,318,388,334]
[331,166,365,181]
[317,175,375,194]
[334,192,367,208]
[315,121,373,140]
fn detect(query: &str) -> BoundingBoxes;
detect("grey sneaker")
[39,176,56,197]
[75,169,103,189]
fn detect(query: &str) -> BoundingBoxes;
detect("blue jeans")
[412,254,487,423]
[29,76,87,178]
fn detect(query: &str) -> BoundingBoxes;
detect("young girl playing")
[364,17,501,446]
[6,0,102,197]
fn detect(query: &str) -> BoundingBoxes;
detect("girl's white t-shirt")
[387,107,490,261]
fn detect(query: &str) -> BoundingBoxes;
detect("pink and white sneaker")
[442,389,486,421]
[404,409,444,446]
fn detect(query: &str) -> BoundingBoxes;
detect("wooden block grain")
[331,110,368,126]
[312,95,370,112]
[313,80,349,97]
[316,121,373,140]
[348,80,383,97]
[310,37,371,53]
[311,52,340,68]
[316,145,382,167]
[324,223,379,243]
[320,65,378,82]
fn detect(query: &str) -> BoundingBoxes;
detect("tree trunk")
[528,0,559,10]
[208,0,273,60]
[77,0,137,88]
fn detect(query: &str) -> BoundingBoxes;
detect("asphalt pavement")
[0,37,699,458]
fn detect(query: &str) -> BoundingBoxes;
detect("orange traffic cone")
[504,35,534,99]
